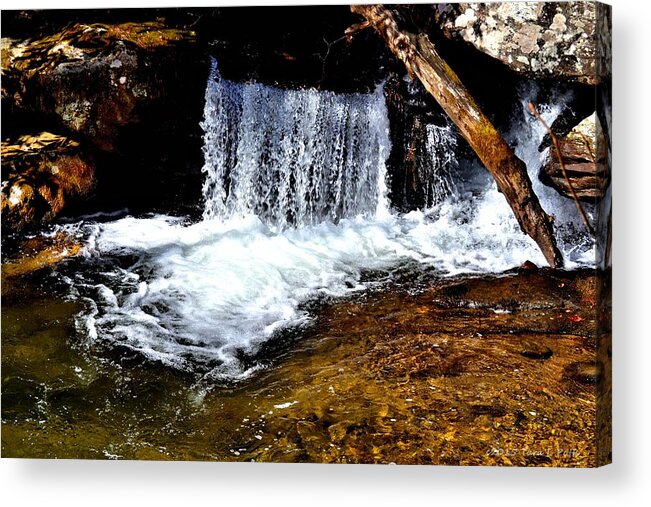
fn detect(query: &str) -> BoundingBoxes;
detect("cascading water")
[421,123,458,207]
[201,60,390,227]
[66,67,595,382]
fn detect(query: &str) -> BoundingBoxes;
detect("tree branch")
[352,4,564,267]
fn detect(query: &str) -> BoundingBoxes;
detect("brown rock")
[1,132,95,231]
[2,22,196,151]
[540,113,610,202]
[518,260,539,273]
[1,232,82,280]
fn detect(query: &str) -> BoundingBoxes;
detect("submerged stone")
[519,339,553,360]
[564,361,603,385]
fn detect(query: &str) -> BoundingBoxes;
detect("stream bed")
[2,251,602,466]
[1,58,605,466]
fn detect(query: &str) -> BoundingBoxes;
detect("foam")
[67,72,595,380]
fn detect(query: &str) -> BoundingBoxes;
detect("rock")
[1,232,82,280]
[438,2,609,85]
[518,260,539,273]
[564,361,603,385]
[540,113,609,202]
[1,132,95,231]
[519,339,553,360]
[2,22,196,151]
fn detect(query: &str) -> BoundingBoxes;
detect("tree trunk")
[351,4,564,268]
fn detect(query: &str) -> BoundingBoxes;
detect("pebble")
[520,340,553,360]
[564,361,603,384]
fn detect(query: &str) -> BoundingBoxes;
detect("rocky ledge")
[1,20,207,233]
[438,1,610,85]
[540,113,609,202]
[1,132,95,232]
[2,22,197,151]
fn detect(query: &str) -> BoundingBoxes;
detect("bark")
[351,4,564,268]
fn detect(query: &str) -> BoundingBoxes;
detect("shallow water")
[1,66,602,464]
[59,208,595,384]
[1,265,601,465]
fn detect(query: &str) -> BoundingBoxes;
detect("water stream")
[57,63,595,383]
[2,63,600,463]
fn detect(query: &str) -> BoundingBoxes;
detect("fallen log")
[351,4,564,268]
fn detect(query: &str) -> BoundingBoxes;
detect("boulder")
[540,113,609,202]
[437,2,608,85]
[1,132,95,232]
[1,232,82,281]
[1,22,197,151]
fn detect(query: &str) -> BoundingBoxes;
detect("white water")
[69,67,595,380]
[420,123,458,207]
[201,60,391,227]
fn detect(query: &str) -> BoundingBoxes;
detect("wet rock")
[518,260,539,274]
[540,113,610,202]
[201,6,387,93]
[2,22,197,151]
[1,232,82,282]
[564,361,603,385]
[438,2,608,84]
[1,132,95,232]
[519,339,553,360]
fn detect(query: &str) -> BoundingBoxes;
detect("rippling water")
[2,64,602,464]
[58,67,595,381]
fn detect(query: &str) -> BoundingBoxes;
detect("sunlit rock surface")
[438,2,608,84]
[1,133,95,232]
[1,232,81,285]
[1,22,196,151]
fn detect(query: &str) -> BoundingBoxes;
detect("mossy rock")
[2,22,196,151]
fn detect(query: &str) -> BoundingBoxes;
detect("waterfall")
[421,123,458,207]
[65,68,596,382]
[201,60,391,228]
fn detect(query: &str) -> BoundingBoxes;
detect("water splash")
[63,72,595,381]
[201,60,391,228]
